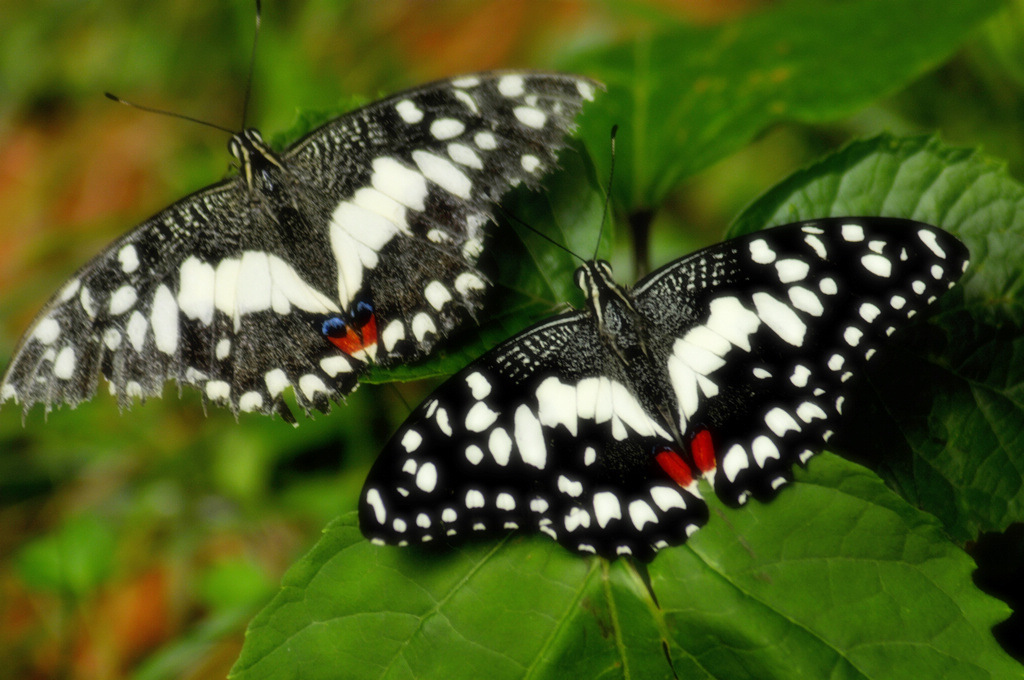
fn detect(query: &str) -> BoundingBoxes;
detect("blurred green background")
[2,1,1023,678]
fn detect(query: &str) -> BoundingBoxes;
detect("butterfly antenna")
[240,0,262,130]
[103,93,236,135]
[496,204,585,264]
[592,124,618,261]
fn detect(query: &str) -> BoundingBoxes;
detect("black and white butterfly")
[359,218,969,560]
[0,72,598,422]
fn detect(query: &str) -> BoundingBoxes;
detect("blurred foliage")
[1,0,1023,678]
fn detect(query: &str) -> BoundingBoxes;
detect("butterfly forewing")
[361,217,969,560]
[2,72,598,420]
[632,218,970,506]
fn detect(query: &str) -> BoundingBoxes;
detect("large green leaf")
[231,456,1016,679]
[730,134,1024,540]
[567,0,1003,211]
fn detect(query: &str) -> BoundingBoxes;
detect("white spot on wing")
[514,404,547,469]
[216,338,231,360]
[765,407,800,436]
[650,486,687,512]
[178,257,216,324]
[593,492,621,528]
[465,401,499,431]
[775,259,810,283]
[514,106,547,128]
[395,99,423,123]
[498,75,525,97]
[381,320,405,351]
[371,157,428,210]
[447,142,483,169]
[753,292,807,346]
[489,428,512,466]
[206,380,230,401]
[454,272,486,296]
[412,313,436,342]
[299,374,327,400]
[722,444,748,482]
[150,284,179,355]
[424,281,452,311]
[401,429,422,452]
[557,475,583,497]
[628,500,657,531]
[109,285,138,315]
[239,391,263,412]
[416,462,438,492]
[751,436,780,466]
[430,118,465,140]
[320,355,352,377]
[465,489,485,509]
[521,154,541,173]
[704,296,761,352]
[804,234,827,258]
[126,311,148,351]
[103,329,121,350]
[413,150,472,199]
[474,131,497,150]
[465,372,491,399]
[749,239,776,264]
[53,346,76,379]
[265,369,289,397]
[465,445,484,465]
[842,223,865,242]
[788,286,823,317]
[453,90,478,114]
[118,244,139,273]
[918,229,946,258]
[33,318,60,345]
[859,302,881,322]
[862,254,892,277]
[365,488,386,524]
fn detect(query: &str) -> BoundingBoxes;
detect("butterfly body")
[2,72,598,421]
[359,218,969,560]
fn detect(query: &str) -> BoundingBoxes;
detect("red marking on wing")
[692,429,716,474]
[655,447,694,488]
[360,313,378,348]
[326,314,378,355]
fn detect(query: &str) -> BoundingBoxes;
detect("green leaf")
[15,513,117,598]
[730,134,1024,540]
[230,456,1016,679]
[567,0,1003,210]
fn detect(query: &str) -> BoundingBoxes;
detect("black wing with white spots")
[359,218,969,560]
[2,72,598,422]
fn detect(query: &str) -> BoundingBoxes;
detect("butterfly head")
[230,128,284,190]
[322,300,378,362]
[574,260,616,298]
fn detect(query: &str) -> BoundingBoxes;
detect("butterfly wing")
[283,72,599,364]
[1,72,598,420]
[631,217,970,505]
[359,311,708,561]
[0,180,341,421]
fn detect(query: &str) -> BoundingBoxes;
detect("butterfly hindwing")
[2,72,598,420]
[360,312,709,560]
[361,217,969,559]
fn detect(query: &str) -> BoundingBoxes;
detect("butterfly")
[1,72,599,423]
[358,218,970,560]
